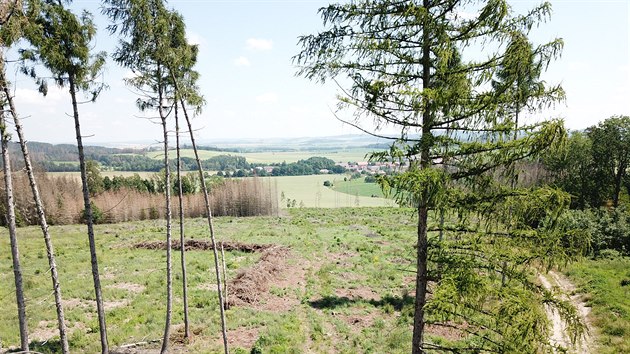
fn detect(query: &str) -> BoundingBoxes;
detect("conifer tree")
[296,1,587,351]
[20,1,108,352]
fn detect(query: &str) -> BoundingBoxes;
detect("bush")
[560,207,630,256]
[80,202,104,224]
[323,180,333,187]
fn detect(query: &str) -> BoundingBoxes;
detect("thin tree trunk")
[221,242,228,310]
[0,110,29,352]
[69,75,108,354]
[179,96,229,354]
[0,63,69,354]
[175,100,190,340]
[412,2,431,351]
[159,70,173,354]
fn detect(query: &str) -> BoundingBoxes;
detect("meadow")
[0,208,421,353]
[332,177,386,198]
[565,255,630,353]
[269,175,393,208]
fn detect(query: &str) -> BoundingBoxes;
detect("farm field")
[332,177,386,198]
[266,175,393,208]
[145,148,375,164]
[0,208,422,353]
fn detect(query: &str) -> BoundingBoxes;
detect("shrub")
[323,180,332,187]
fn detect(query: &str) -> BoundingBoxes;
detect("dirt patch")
[227,246,291,306]
[134,240,275,252]
[539,270,592,353]
[105,299,130,311]
[425,321,469,341]
[30,320,87,343]
[335,287,381,302]
[338,311,378,330]
[108,282,145,293]
[227,326,260,349]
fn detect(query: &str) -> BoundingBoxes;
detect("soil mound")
[134,239,274,253]
[227,246,290,306]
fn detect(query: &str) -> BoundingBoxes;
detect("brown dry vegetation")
[0,172,278,225]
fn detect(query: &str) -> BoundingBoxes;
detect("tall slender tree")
[20,2,108,352]
[296,1,586,352]
[0,1,69,352]
[102,1,178,351]
[0,100,29,352]
[174,101,190,340]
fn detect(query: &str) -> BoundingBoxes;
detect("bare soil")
[539,270,593,353]
[134,239,276,253]
[227,246,291,306]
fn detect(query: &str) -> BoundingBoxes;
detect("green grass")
[265,175,393,208]
[564,255,630,353]
[0,208,420,353]
[332,177,386,198]
[147,148,374,164]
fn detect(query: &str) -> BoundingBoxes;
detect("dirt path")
[539,270,593,353]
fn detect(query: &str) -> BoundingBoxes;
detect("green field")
[332,177,386,198]
[565,256,630,353]
[0,208,422,353]
[146,148,375,164]
[266,174,393,208]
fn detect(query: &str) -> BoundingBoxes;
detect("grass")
[0,208,420,353]
[266,174,393,208]
[332,177,386,198]
[564,255,630,353]
[146,148,374,164]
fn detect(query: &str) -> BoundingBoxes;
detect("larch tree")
[20,1,108,352]
[0,1,69,352]
[296,0,587,352]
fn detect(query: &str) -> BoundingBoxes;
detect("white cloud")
[246,38,273,51]
[186,30,206,47]
[234,56,251,67]
[14,86,65,106]
[255,92,279,104]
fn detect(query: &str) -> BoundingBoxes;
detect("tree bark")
[0,109,29,352]
[412,2,432,352]
[175,100,190,340]
[159,68,173,354]
[69,74,108,354]
[180,96,229,354]
[0,63,69,354]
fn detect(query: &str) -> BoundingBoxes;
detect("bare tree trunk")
[69,75,108,354]
[0,64,69,354]
[175,101,190,340]
[412,3,431,350]
[180,97,229,354]
[220,242,228,310]
[0,109,29,352]
[159,71,173,354]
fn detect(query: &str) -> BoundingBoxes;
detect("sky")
[5,0,630,146]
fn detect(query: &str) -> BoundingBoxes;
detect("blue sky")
[6,0,629,145]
